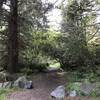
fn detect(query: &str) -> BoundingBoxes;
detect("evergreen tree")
[0,0,52,73]
[60,0,98,70]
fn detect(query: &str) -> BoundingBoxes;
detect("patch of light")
[2,4,10,12]
[47,8,62,30]
[42,0,63,30]
[96,11,100,23]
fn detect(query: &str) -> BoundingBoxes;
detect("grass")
[0,88,21,100]
[64,96,100,100]
[0,94,5,100]
[0,88,11,100]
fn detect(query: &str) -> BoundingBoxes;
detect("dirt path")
[6,72,100,100]
[7,72,67,100]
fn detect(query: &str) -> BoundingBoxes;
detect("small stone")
[69,90,77,97]
[24,81,33,89]
[0,83,3,88]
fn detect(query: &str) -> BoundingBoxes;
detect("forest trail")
[6,72,100,100]
[7,72,67,100]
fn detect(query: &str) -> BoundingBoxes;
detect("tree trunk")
[0,0,4,12]
[7,0,18,73]
[0,0,4,8]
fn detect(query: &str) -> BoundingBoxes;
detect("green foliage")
[66,82,81,94]
[90,90,97,97]
[66,70,100,83]
[0,0,100,74]
[20,68,33,75]
[0,0,52,72]
[0,88,15,100]
[0,88,23,100]
[58,0,100,71]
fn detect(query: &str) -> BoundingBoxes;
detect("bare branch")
[87,28,100,42]
[86,22,100,27]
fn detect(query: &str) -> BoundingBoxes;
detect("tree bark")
[0,0,4,8]
[7,0,18,73]
[0,0,4,13]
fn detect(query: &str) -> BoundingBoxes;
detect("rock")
[80,83,96,95]
[13,76,33,89]
[0,71,7,81]
[0,81,13,88]
[95,82,100,96]
[67,82,99,96]
[50,85,65,99]
[13,76,27,88]
[2,82,13,88]
[0,83,3,88]
[69,90,77,97]
[0,76,33,89]
[0,71,16,82]
[14,76,25,88]
[24,81,33,89]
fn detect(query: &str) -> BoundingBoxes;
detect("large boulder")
[13,76,27,88]
[13,76,33,89]
[50,85,65,99]
[80,83,96,95]
[0,76,33,89]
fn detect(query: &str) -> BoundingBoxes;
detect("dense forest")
[0,0,100,100]
[0,0,100,74]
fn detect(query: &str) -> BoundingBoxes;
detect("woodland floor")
[6,72,100,100]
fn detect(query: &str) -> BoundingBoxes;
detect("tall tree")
[0,0,4,10]
[60,0,97,70]
[0,0,52,72]
[7,0,18,73]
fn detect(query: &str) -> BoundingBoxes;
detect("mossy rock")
[66,82,100,97]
